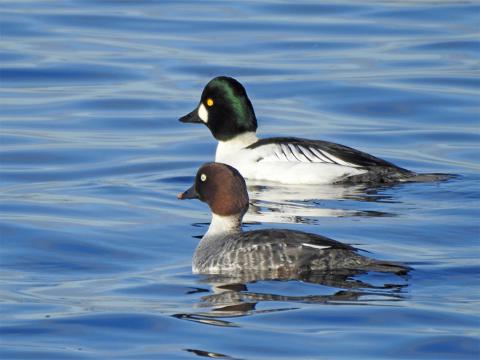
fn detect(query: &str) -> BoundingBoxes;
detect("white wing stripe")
[319,149,338,164]
[257,142,360,167]
[298,146,319,162]
[273,146,288,161]
[288,144,309,162]
[302,243,331,250]
[319,150,357,167]
[281,144,297,162]
[309,147,333,163]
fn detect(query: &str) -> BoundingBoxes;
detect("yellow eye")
[200,174,207,182]
[206,98,214,107]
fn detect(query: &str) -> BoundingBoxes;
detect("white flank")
[302,243,331,250]
[214,136,368,184]
[198,103,209,123]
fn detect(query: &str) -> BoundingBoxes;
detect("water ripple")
[1,0,479,359]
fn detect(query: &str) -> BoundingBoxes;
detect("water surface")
[1,1,479,359]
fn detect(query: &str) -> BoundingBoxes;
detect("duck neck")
[204,213,242,239]
[215,131,258,161]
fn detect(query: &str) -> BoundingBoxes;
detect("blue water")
[1,1,479,359]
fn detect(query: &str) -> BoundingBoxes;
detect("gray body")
[193,228,408,275]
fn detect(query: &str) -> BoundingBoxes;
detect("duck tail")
[402,172,457,183]
[363,259,412,275]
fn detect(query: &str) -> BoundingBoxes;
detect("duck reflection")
[245,181,397,223]
[173,269,409,326]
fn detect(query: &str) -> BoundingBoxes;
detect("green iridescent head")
[179,76,257,141]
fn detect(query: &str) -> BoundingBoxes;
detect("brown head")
[178,162,249,217]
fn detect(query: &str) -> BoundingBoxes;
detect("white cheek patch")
[198,103,209,124]
[302,243,331,250]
